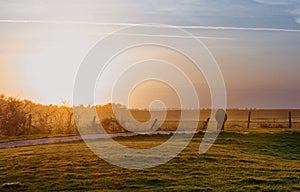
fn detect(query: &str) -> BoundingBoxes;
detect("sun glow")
[23,27,100,104]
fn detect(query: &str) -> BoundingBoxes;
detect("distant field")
[128,109,300,131]
[0,129,299,191]
[1,109,299,142]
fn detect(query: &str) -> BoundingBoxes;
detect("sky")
[1,0,300,108]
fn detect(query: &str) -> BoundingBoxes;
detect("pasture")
[0,128,299,191]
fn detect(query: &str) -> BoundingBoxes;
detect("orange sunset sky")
[1,0,300,109]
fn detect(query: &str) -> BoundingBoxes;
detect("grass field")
[0,129,299,191]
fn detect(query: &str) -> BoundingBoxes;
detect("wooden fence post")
[92,116,96,128]
[203,117,210,130]
[289,111,292,128]
[247,111,251,129]
[28,114,32,134]
[150,118,158,132]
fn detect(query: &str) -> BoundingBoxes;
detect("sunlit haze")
[1,0,300,108]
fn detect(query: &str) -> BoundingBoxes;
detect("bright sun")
[23,26,100,104]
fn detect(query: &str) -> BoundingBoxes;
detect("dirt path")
[0,136,82,148]
[0,131,198,149]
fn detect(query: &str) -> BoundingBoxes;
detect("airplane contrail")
[1,19,300,33]
[103,32,233,40]
[0,19,234,40]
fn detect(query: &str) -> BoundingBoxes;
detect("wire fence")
[116,110,300,131]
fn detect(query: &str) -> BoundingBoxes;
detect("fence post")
[247,111,251,129]
[203,117,210,130]
[28,114,32,134]
[92,116,96,128]
[150,118,158,132]
[289,111,292,128]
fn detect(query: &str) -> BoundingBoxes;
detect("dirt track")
[0,131,199,148]
[0,136,82,148]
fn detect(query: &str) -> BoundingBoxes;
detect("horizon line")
[1,95,300,110]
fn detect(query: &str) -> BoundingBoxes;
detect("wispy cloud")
[254,0,295,5]
[292,9,300,25]
[254,0,300,25]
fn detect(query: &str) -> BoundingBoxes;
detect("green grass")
[0,130,299,191]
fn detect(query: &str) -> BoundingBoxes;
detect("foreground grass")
[0,130,299,191]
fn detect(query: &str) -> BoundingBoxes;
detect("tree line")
[0,95,129,136]
[0,95,77,136]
